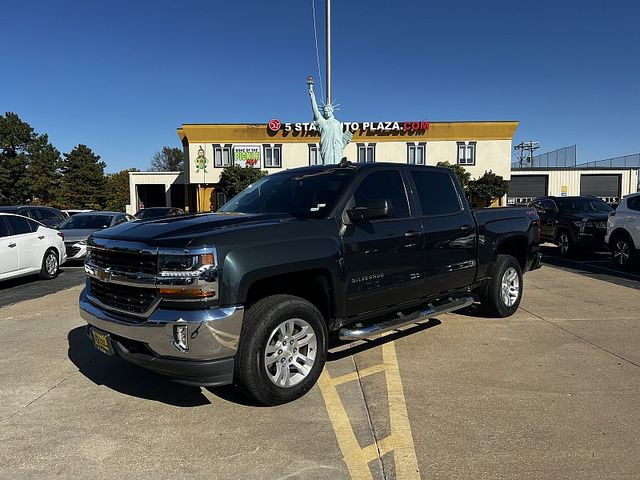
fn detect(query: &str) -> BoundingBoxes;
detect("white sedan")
[0,213,67,282]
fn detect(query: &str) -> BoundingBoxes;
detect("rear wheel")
[235,294,328,405]
[611,233,634,268]
[479,255,523,317]
[39,248,59,280]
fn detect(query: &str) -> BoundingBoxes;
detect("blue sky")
[1,0,638,172]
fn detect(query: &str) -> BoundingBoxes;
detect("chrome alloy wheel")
[558,233,570,256]
[613,240,630,266]
[500,267,520,307]
[45,252,58,276]
[264,318,317,388]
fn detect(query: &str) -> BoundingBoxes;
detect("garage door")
[580,174,621,202]
[508,175,548,204]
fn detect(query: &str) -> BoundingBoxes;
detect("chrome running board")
[338,296,474,341]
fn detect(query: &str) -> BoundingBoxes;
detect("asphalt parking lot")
[1,261,639,479]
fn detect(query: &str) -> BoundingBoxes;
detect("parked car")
[0,205,66,228]
[0,213,67,282]
[57,211,134,260]
[80,162,541,405]
[63,209,93,217]
[134,207,184,220]
[605,193,640,268]
[530,196,613,257]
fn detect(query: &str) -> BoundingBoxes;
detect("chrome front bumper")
[78,288,244,361]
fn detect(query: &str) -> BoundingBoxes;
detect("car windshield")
[137,209,170,219]
[555,198,613,213]
[58,214,113,229]
[219,168,354,218]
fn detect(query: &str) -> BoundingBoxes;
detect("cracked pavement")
[1,266,639,479]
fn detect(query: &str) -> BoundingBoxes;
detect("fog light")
[173,322,189,352]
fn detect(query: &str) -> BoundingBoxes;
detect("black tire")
[610,232,635,269]
[39,248,59,280]
[556,230,573,257]
[235,294,328,406]
[479,254,523,318]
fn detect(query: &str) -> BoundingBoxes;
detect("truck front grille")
[90,249,157,275]
[89,278,158,315]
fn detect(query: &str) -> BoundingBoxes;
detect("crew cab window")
[353,170,409,219]
[0,218,9,238]
[410,171,461,216]
[5,215,33,235]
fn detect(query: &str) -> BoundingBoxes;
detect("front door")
[341,169,424,317]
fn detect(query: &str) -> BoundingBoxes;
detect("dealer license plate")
[90,328,114,356]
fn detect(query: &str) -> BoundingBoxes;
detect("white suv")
[606,193,640,268]
[0,213,67,282]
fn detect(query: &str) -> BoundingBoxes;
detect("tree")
[151,146,184,171]
[467,171,509,207]
[218,165,267,199]
[59,145,107,209]
[0,112,35,204]
[20,134,62,205]
[105,168,139,212]
[436,161,472,190]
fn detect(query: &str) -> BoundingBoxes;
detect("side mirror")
[347,198,393,222]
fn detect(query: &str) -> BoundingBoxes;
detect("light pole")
[325,0,331,105]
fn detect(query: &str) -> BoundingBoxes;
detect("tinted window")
[353,170,409,219]
[555,197,612,213]
[18,208,35,219]
[27,219,42,231]
[6,215,33,235]
[410,170,461,216]
[0,218,9,238]
[541,200,557,211]
[58,214,114,229]
[39,208,61,220]
[627,196,640,211]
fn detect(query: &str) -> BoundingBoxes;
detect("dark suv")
[0,205,66,228]
[531,196,613,257]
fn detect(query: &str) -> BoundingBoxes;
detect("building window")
[407,142,426,165]
[263,144,282,168]
[309,144,322,165]
[457,142,476,165]
[357,143,376,163]
[213,144,232,167]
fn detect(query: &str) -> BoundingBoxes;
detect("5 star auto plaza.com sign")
[267,118,430,134]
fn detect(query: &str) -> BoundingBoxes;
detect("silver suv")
[606,193,640,268]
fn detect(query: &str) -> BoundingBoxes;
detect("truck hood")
[90,212,292,245]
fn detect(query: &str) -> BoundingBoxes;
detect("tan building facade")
[129,120,519,213]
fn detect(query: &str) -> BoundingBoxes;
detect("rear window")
[0,218,9,238]
[5,215,33,235]
[411,171,462,216]
[627,196,640,211]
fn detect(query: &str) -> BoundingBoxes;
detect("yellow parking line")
[318,340,421,479]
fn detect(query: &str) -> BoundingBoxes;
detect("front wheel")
[479,255,523,317]
[39,249,59,280]
[557,231,572,257]
[611,235,633,268]
[235,294,328,405]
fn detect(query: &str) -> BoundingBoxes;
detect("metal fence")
[512,145,577,168]
[577,153,640,168]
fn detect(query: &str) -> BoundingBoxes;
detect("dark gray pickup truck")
[79,163,541,404]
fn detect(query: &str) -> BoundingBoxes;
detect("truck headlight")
[156,248,218,299]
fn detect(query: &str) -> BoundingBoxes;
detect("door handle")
[8,243,16,248]
[460,224,473,232]
[404,230,419,238]
[38,235,45,239]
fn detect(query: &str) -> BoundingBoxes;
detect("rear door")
[0,217,18,276]
[408,168,477,295]
[5,215,40,271]
[341,168,425,316]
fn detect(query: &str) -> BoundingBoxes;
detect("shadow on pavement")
[67,326,212,407]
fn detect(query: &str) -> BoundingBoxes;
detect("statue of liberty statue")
[308,77,353,165]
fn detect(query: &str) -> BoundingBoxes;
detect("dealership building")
[127,119,519,214]
[126,123,639,214]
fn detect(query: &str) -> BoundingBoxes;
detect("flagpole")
[325,0,331,105]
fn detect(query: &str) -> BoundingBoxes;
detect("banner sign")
[267,118,429,136]
[233,145,261,168]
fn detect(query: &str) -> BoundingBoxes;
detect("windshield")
[556,197,613,213]
[137,209,170,219]
[58,214,113,229]
[219,168,354,218]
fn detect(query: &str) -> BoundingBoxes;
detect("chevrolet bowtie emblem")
[96,267,111,282]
